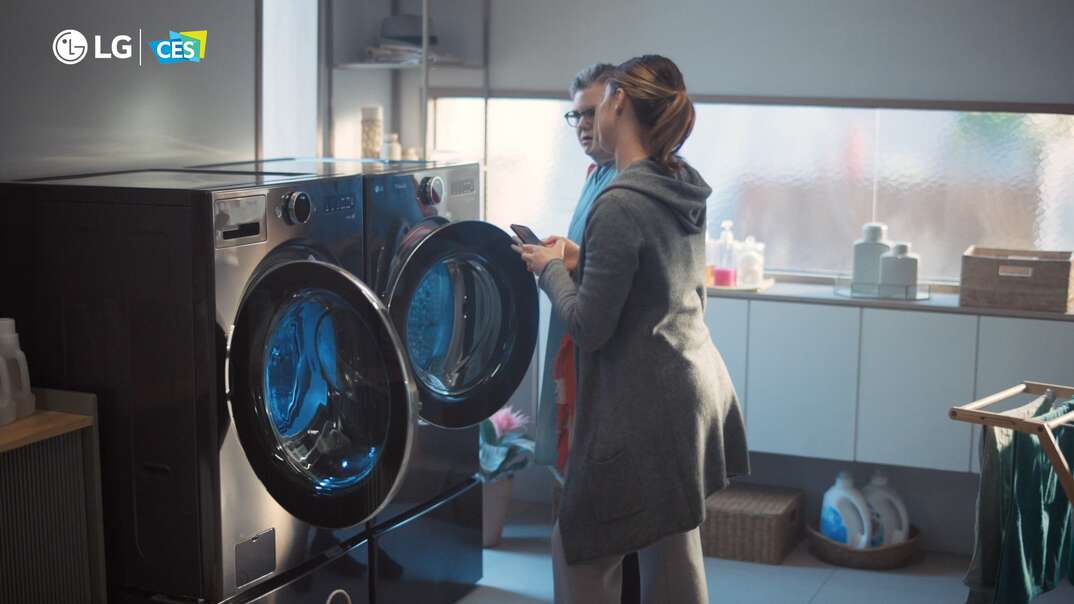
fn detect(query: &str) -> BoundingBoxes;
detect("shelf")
[334,62,485,71]
[335,62,423,71]
[0,410,93,454]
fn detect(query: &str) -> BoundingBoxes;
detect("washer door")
[387,220,539,428]
[228,260,417,528]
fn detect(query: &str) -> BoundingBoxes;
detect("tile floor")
[459,503,1074,604]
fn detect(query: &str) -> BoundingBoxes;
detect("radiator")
[0,389,104,604]
[1,432,91,602]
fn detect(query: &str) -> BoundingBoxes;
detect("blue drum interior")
[405,254,505,399]
[263,288,391,491]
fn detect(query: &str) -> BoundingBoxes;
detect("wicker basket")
[806,524,920,570]
[960,246,1074,313]
[700,483,803,565]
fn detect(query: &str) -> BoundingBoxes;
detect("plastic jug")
[820,471,873,549]
[0,318,34,422]
[852,222,891,292]
[736,236,766,288]
[863,473,910,546]
[878,243,920,299]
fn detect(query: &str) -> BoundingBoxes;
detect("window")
[432,97,1074,281]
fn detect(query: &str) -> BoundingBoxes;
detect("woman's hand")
[512,239,566,275]
[542,236,580,271]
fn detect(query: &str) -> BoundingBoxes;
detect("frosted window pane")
[682,104,875,275]
[875,110,1074,280]
[436,96,1074,282]
[430,97,486,163]
[486,98,592,241]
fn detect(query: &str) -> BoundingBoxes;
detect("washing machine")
[2,162,540,604]
[195,158,540,603]
[0,168,412,603]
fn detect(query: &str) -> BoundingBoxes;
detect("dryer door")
[386,220,539,428]
[228,260,417,528]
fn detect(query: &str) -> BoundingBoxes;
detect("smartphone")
[510,224,543,246]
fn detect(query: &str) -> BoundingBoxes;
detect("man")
[534,61,618,477]
[532,63,640,604]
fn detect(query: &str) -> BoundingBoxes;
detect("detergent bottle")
[820,471,873,549]
[863,472,910,546]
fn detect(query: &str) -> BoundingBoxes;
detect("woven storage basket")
[700,483,803,564]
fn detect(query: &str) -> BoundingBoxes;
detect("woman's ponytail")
[609,55,695,172]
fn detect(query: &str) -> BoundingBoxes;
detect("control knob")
[282,191,313,224]
[418,176,445,206]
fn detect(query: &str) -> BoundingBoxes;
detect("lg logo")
[53,29,133,65]
[52,29,87,65]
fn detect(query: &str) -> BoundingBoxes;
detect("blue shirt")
[535,163,618,469]
[567,163,618,245]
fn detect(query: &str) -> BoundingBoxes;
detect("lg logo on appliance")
[52,28,206,65]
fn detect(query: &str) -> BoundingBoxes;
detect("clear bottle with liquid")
[712,220,738,287]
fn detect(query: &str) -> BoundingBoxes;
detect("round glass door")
[387,221,538,428]
[228,260,417,528]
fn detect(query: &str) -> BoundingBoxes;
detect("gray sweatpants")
[551,522,709,604]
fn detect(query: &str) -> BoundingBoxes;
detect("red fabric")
[552,333,577,474]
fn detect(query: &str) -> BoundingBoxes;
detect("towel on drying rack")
[964,394,1054,604]
[993,398,1074,604]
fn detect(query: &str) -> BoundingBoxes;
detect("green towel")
[994,398,1074,604]
[964,395,1054,604]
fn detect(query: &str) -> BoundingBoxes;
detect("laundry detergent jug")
[863,473,910,546]
[0,318,34,423]
[820,471,873,549]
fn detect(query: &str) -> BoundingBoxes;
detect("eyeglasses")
[564,108,596,128]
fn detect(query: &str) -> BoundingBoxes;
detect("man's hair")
[568,63,617,97]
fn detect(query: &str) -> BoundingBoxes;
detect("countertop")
[0,410,94,454]
[708,281,1074,323]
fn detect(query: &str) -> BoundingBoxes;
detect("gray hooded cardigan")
[539,158,750,564]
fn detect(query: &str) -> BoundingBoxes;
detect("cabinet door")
[704,298,749,412]
[970,316,1074,472]
[746,301,860,460]
[857,310,977,471]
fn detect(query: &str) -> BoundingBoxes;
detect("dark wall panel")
[0,1,256,179]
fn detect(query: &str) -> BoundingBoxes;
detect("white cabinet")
[970,317,1074,472]
[856,310,978,472]
[704,298,749,412]
[746,301,861,460]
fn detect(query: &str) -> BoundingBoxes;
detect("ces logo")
[150,30,207,63]
[52,28,206,66]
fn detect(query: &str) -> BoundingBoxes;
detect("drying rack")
[950,381,1074,507]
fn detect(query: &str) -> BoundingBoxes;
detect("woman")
[514,55,749,603]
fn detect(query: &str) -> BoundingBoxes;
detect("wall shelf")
[335,62,423,71]
[334,62,484,71]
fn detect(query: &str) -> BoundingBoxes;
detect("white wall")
[262,0,319,158]
[489,0,1074,106]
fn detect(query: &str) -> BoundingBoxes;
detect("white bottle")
[0,318,34,423]
[863,473,910,547]
[852,223,891,294]
[879,243,919,299]
[386,133,402,161]
[820,471,874,549]
[736,236,766,288]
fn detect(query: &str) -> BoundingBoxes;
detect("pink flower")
[489,406,529,440]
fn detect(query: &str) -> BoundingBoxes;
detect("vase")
[482,476,514,547]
